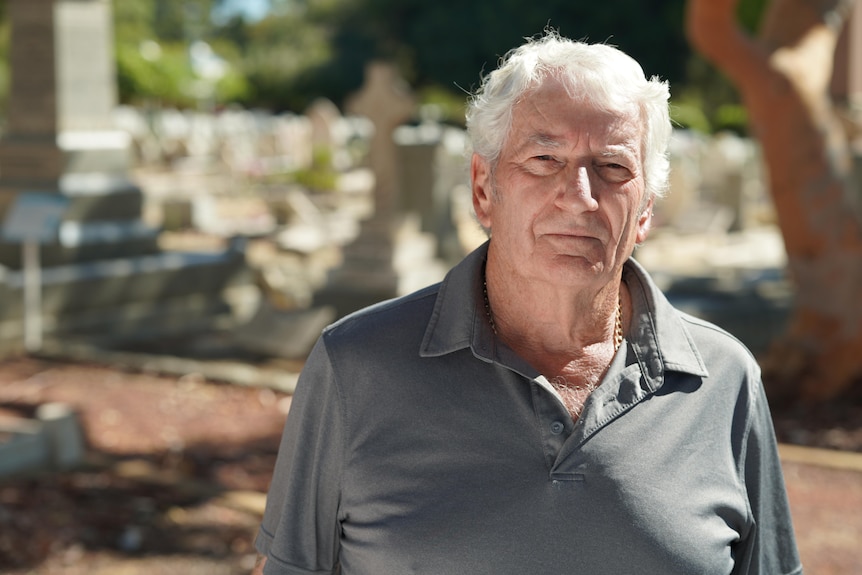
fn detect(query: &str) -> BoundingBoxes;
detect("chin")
[544,253,608,281]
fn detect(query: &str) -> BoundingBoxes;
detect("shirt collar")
[420,241,493,360]
[419,241,709,388]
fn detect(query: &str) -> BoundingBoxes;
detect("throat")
[547,374,601,421]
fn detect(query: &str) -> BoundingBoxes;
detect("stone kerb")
[0,402,85,478]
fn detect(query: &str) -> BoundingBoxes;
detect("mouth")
[542,231,600,243]
[539,232,605,256]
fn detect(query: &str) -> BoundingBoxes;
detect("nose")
[555,166,599,212]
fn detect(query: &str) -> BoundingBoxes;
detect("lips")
[541,231,602,244]
[539,232,605,258]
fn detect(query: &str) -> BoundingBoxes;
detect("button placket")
[530,379,571,467]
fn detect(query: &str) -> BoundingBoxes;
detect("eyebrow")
[521,134,637,160]
[511,133,564,156]
[526,133,564,149]
[598,146,639,163]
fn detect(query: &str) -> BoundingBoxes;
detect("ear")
[635,196,654,244]
[471,153,493,229]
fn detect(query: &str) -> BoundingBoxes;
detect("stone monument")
[0,0,250,351]
[394,119,467,265]
[0,0,155,266]
[313,62,446,317]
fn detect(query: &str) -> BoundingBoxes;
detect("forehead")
[508,78,644,153]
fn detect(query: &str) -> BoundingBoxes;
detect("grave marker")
[345,62,416,220]
[313,62,449,317]
[0,0,252,353]
[0,0,156,267]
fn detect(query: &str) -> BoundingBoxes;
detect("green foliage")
[737,0,769,33]
[288,0,695,118]
[231,8,334,112]
[292,166,339,193]
[153,0,216,42]
[113,0,154,45]
[270,146,339,192]
[116,42,197,107]
[714,104,749,135]
[104,0,757,131]
[670,52,748,135]
[670,99,712,133]
[113,0,253,109]
[417,85,468,126]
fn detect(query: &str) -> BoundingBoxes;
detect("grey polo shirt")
[256,241,802,575]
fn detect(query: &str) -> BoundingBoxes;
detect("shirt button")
[550,421,565,435]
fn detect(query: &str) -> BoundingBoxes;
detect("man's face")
[472,77,653,290]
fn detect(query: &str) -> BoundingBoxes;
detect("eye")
[596,162,633,183]
[523,154,563,176]
[599,161,627,170]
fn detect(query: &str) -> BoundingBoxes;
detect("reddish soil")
[0,355,860,574]
[0,356,289,575]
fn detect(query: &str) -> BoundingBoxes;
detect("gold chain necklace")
[482,264,624,353]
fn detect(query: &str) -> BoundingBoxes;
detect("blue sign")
[2,192,70,243]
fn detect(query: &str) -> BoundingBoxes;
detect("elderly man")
[252,32,802,575]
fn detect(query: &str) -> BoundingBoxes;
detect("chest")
[336,364,748,574]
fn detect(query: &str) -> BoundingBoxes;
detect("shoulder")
[321,283,441,350]
[679,311,758,360]
[675,311,762,389]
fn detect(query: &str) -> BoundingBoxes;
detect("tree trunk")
[686,0,862,402]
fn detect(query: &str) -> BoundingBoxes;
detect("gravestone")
[0,402,85,477]
[313,62,446,317]
[347,62,415,220]
[0,0,156,267]
[0,0,250,352]
[306,98,340,156]
[394,119,466,264]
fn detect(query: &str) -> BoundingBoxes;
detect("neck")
[482,257,628,374]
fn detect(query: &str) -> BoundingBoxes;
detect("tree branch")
[685,0,768,88]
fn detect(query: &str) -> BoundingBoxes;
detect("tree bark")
[686,0,862,402]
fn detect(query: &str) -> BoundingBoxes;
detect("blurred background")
[0,1,860,573]
[0,0,761,132]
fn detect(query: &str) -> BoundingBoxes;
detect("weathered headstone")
[306,98,341,154]
[347,62,415,220]
[0,401,84,477]
[394,120,466,263]
[0,0,156,267]
[0,0,251,352]
[313,62,447,317]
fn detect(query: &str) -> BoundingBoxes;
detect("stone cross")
[310,63,419,317]
[346,62,415,220]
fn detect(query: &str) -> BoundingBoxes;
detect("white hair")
[465,31,672,200]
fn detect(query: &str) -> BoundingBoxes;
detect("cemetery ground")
[0,348,861,574]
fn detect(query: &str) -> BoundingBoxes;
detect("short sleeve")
[732,378,803,575]
[255,336,344,575]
